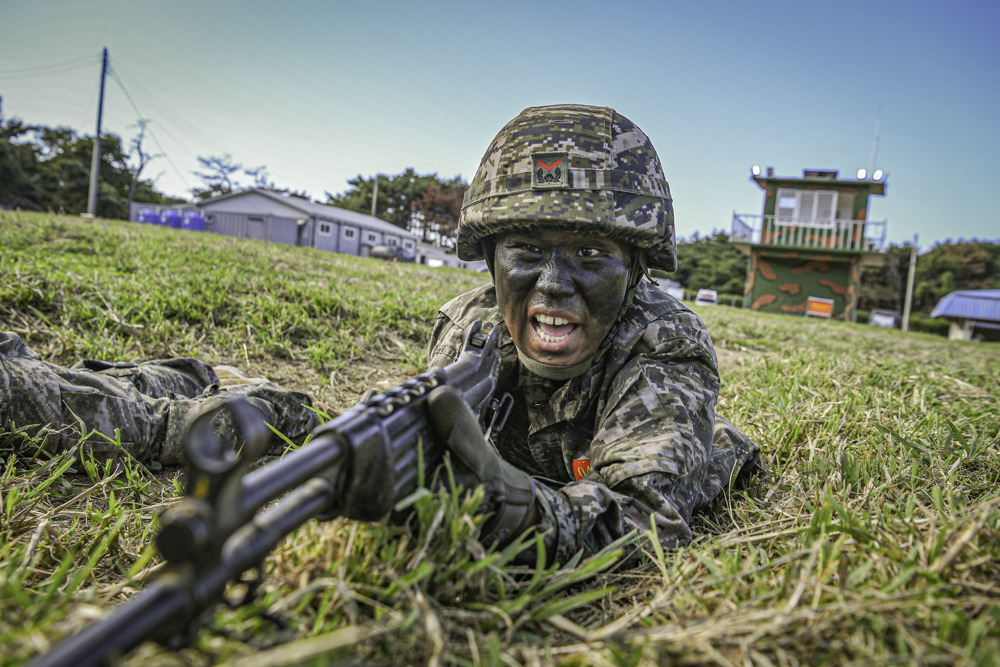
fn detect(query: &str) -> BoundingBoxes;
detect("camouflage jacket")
[427,280,761,564]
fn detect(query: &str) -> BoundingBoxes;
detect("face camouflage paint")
[494,229,630,367]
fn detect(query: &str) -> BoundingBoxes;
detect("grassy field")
[2,210,999,666]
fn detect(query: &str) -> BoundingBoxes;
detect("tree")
[0,117,41,209]
[326,169,467,239]
[192,157,306,201]
[410,183,464,246]
[30,129,133,218]
[912,241,1000,312]
[126,120,161,216]
[859,244,912,312]
[0,113,178,217]
[192,154,241,199]
[674,231,748,296]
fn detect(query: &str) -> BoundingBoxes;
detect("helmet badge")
[531,152,569,189]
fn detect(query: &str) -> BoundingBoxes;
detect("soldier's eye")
[579,247,602,258]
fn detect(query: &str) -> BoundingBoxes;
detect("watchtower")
[731,167,888,322]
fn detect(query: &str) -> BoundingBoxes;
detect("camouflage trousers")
[0,332,319,466]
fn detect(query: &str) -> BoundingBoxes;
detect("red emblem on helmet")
[531,152,569,189]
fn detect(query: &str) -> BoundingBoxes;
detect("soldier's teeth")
[535,314,570,326]
[537,329,569,343]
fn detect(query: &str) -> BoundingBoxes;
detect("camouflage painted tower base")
[731,168,889,322]
[745,248,862,321]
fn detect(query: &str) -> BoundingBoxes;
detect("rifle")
[32,320,510,667]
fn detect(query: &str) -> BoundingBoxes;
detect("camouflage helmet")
[457,104,676,272]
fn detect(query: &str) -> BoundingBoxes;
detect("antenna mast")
[86,47,108,217]
[868,108,882,176]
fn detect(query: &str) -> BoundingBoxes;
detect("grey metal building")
[129,189,487,270]
[195,189,420,258]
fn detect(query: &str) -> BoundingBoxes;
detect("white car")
[694,289,719,306]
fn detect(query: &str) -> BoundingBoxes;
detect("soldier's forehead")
[498,227,623,243]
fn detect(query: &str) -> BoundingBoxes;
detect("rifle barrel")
[31,478,338,667]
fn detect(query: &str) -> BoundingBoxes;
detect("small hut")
[930,289,1000,342]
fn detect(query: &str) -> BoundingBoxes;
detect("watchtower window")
[775,189,838,226]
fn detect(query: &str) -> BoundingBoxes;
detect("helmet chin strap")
[482,237,497,279]
[514,344,593,380]
[620,249,647,318]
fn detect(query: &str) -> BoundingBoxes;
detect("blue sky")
[1,0,997,250]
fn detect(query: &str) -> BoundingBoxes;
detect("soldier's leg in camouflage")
[69,357,220,399]
[156,382,320,465]
[2,332,319,467]
[1,333,173,462]
[695,416,766,509]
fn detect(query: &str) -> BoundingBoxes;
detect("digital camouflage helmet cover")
[457,104,677,272]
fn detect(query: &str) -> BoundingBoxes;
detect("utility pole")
[902,234,918,332]
[371,174,379,217]
[85,47,108,217]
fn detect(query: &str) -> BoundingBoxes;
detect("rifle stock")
[32,321,506,667]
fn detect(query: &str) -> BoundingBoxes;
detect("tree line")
[3,115,996,312]
[861,240,1000,314]
[0,117,184,219]
[672,230,1000,316]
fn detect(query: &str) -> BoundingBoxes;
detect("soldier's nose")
[535,255,575,298]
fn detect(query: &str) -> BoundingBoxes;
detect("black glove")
[426,385,538,549]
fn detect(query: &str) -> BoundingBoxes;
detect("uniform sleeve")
[529,334,721,565]
[425,284,499,371]
[426,311,465,370]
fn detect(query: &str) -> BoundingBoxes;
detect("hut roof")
[930,289,1000,322]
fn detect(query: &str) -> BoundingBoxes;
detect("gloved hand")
[426,385,538,548]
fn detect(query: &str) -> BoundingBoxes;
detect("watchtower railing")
[731,213,887,252]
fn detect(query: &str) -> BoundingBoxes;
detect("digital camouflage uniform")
[0,332,318,466]
[427,281,762,564]
[439,103,763,562]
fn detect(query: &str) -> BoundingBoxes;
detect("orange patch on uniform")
[572,458,592,481]
[778,283,801,295]
[758,262,777,280]
[750,294,777,310]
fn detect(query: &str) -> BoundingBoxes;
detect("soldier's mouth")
[532,314,577,343]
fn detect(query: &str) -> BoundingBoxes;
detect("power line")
[107,66,145,120]
[108,60,218,192]
[107,59,224,153]
[0,55,96,79]
[106,60,191,191]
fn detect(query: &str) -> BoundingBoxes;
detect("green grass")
[2,211,999,666]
